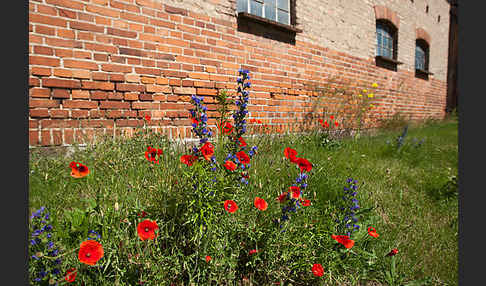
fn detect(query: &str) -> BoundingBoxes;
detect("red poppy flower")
[289,186,301,199]
[137,219,159,241]
[284,147,298,163]
[65,268,77,283]
[250,119,256,123]
[277,192,288,203]
[78,240,104,266]
[224,200,238,213]
[144,115,151,121]
[191,117,199,126]
[180,154,198,166]
[200,142,214,161]
[254,197,268,211]
[386,248,399,257]
[331,235,355,249]
[70,161,90,178]
[224,160,237,171]
[295,158,312,173]
[330,115,334,120]
[145,146,163,164]
[302,199,311,206]
[222,121,233,134]
[367,227,379,238]
[236,151,250,165]
[312,263,324,277]
[238,137,247,147]
[324,121,329,128]
[318,119,323,124]
[205,255,211,262]
[257,120,262,124]
[334,121,339,127]
[249,249,258,255]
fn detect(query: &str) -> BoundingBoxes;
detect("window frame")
[376,20,398,60]
[415,39,432,79]
[237,0,291,26]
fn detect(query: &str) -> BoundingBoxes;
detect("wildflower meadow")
[29,69,458,285]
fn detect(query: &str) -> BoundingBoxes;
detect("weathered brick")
[43,78,81,88]
[99,101,130,109]
[62,100,98,109]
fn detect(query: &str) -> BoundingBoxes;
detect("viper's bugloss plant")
[336,178,361,237]
[29,207,63,285]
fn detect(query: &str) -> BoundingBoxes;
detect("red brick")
[31,67,52,76]
[95,81,115,90]
[99,101,130,109]
[63,59,99,71]
[64,129,74,144]
[29,131,40,146]
[30,109,49,118]
[29,13,68,27]
[34,25,55,36]
[107,27,137,38]
[40,119,79,129]
[116,83,145,92]
[85,43,118,54]
[53,68,73,78]
[134,67,161,76]
[90,91,109,100]
[58,8,77,19]
[43,78,81,88]
[92,72,109,81]
[173,87,196,94]
[45,0,85,10]
[50,109,70,118]
[124,92,139,101]
[196,88,217,96]
[54,48,74,58]
[72,70,92,79]
[72,90,90,99]
[52,89,70,98]
[57,28,76,39]
[146,84,171,93]
[110,73,125,82]
[101,64,132,73]
[131,102,160,109]
[40,130,51,146]
[46,38,83,49]
[30,56,60,67]
[73,51,92,59]
[30,88,51,98]
[108,92,124,100]
[52,130,63,145]
[62,100,98,109]
[105,110,123,118]
[30,99,60,108]
[72,110,89,118]
[86,4,120,18]
[116,119,143,127]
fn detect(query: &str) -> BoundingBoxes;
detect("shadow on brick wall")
[236,16,296,45]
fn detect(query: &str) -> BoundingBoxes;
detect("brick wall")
[29,0,450,147]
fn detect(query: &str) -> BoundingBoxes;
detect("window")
[415,39,431,79]
[237,0,290,25]
[376,20,397,60]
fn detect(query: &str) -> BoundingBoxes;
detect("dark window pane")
[237,0,248,13]
[277,0,289,11]
[277,9,289,25]
[265,3,276,21]
[250,0,263,17]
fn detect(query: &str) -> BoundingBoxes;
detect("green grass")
[29,118,458,285]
